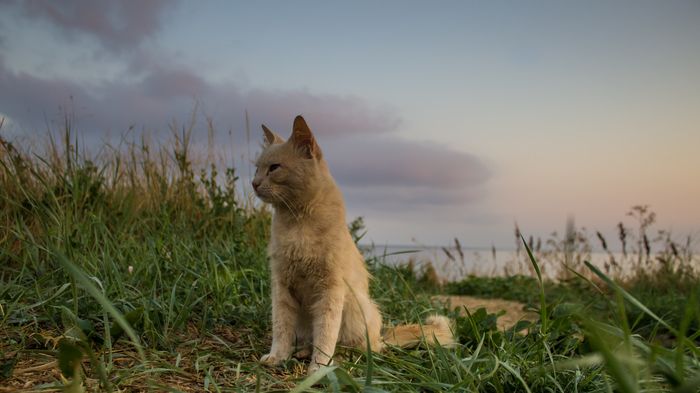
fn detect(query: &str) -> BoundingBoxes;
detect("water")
[359,244,630,282]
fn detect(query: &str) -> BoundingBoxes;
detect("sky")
[0,1,698,250]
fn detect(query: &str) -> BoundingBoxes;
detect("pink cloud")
[343,184,487,209]
[324,136,490,189]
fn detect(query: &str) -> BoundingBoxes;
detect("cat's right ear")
[262,125,286,146]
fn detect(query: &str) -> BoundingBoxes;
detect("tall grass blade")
[51,246,148,366]
[520,233,547,337]
[584,261,700,357]
[289,366,338,393]
[586,321,638,393]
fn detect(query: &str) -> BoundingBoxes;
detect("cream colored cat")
[252,116,454,376]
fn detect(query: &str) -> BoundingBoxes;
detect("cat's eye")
[269,164,281,172]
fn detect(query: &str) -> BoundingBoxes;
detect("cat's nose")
[252,180,260,191]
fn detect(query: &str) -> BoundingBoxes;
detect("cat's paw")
[260,353,282,365]
[307,362,323,376]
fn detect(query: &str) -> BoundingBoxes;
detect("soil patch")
[434,295,538,331]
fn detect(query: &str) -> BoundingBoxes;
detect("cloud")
[0,52,484,209]
[0,2,481,211]
[140,67,211,99]
[323,136,491,207]
[343,184,486,209]
[10,0,176,55]
[326,137,489,188]
[0,0,400,140]
[0,16,6,49]
[245,89,401,137]
[0,56,90,120]
[0,56,401,143]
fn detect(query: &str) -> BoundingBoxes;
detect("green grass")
[1,112,700,392]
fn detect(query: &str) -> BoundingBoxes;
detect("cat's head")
[252,116,327,206]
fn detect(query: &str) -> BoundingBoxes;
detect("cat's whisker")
[273,190,301,222]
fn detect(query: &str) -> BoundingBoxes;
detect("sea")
[358,244,637,282]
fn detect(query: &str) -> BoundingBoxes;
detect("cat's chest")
[271,226,320,260]
[270,238,333,295]
[269,214,333,259]
[268,223,337,284]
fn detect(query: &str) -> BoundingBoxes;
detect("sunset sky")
[1,1,698,250]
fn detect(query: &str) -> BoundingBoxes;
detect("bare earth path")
[433,295,538,331]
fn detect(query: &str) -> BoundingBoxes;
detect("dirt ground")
[2,297,536,391]
[433,295,538,331]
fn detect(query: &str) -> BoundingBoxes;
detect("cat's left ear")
[262,125,286,146]
[290,116,322,159]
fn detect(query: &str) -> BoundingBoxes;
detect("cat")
[252,115,455,376]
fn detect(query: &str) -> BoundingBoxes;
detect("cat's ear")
[289,116,322,159]
[262,125,286,146]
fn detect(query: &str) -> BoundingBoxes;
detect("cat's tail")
[382,315,456,349]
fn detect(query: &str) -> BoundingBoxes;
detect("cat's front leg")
[261,279,299,365]
[307,284,345,375]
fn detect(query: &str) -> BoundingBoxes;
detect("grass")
[1,110,700,392]
[444,216,700,341]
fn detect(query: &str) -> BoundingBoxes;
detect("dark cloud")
[0,56,92,120]
[0,17,6,49]
[141,67,211,98]
[0,0,477,210]
[0,0,400,140]
[11,0,175,54]
[0,53,484,208]
[0,56,401,143]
